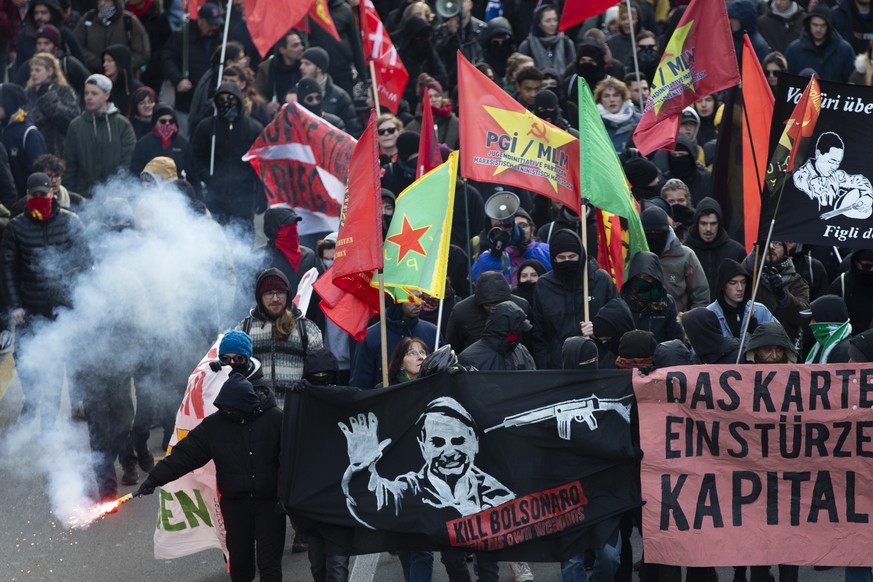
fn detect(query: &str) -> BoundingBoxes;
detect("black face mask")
[645,231,669,254]
[230,362,248,375]
[488,40,514,61]
[576,62,605,86]
[632,185,660,200]
[515,280,537,297]
[536,106,557,123]
[553,259,581,279]
[668,153,696,177]
[217,97,241,123]
[637,47,659,67]
[307,371,338,386]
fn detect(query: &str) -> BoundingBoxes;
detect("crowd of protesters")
[2,0,873,580]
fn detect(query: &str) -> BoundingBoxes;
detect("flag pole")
[463,178,473,297]
[625,0,644,112]
[434,297,444,350]
[580,199,590,321]
[209,0,235,176]
[736,179,789,363]
[378,270,389,387]
[369,61,381,114]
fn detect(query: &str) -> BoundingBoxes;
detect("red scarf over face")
[153,123,177,149]
[274,223,302,270]
[27,196,53,221]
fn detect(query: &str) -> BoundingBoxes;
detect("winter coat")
[0,143,16,209]
[828,256,873,336]
[161,20,219,113]
[306,0,367,97]
[619,251,684,343]
[259,208,319,293]
[63,103,136,196]
[599,102,641,154]
[405,110,460,150]
[832,0,873,55]
[1,110,48,199]
[744,254,810,342]
[14,0,85,77]
[397,16,450,111]
[531,258,617,369]
[445,270,531,353]
[130,130,195,181]
[758,3,806,54]
[682,308,741,365]
[435,15,486,86]
[1,203,87,317]
[133,0,172,91]
[191,84,264,221]
[792,248,830,301]
[103,44,142,114]
[458,301,535,371]
[25,82,79,157]
[73,0,150,72]
[321,74,361,138]
[350,303,440,389]
[148,374,283,501]
[472,239,551,286]
[255,54,302,104]
[729,0,771,63]
[785,6,855,83]
[519,7,575,73]
[236,268,323,403]
[683,197,748,301]
[591,297,637,370]
[652,229,710,312]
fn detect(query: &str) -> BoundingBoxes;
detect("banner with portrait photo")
[280,370,640,560]
[763,76,873,248]
[635,364,873,567]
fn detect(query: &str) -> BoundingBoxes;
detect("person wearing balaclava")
[663,134,712,205]
[620,251,683,343]
[614,329,657,370]
[640,205,710,312]
[622,156,661,201]
[397,16,449,112]
[706,259,777,341]
[589,297,637,369]
[472,198,551,286]
[535,89,576,135]
[564,41,607,107]
[828,249,873,336]
[130,102,196,187]
[191,82,264,239]
[561,336,600,370]
[0,83,48,199]
[298,46,362,136]
[458,301,535,371]
[530,228,617,369]
[295,77,346,131]
[381,130,419,197]
[681,307,741,364]
[512,258,547,306]
[135,372,286,582]
[801,295,853,363]
[261,206,319,293]
[235,268,324,407]
[481,16,516,80]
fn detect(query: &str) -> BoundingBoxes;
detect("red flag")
[632,0,739,155]
[313,269,376,342]
[457,53,579,210]
[305,0,340,41]
[558,0,620,32]
[246,0,316,58]
[417,88,442,178]
[360,0,408,114]
[243,103,357,236]
[784,77,821,171]
[332,111,384,309]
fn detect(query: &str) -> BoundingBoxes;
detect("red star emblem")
[386,216,430,262]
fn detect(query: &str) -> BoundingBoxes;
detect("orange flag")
[632,0,739,155]
[246,0,315,58]
[457,52,579,210]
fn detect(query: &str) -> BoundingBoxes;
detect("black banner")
[763,75,873,248]
[280,370,640,560]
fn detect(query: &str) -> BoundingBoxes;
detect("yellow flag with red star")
[376,151,457,300]
[457,53,579,210]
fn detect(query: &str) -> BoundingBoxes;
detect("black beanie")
[396,131,420,162]
[152,102,176,126]
[296,77,322,98]
[618,330,658,359]
[592,313,619,339]
[548,229,584,265]
[623,157,660,188]
[535,89,559,109]
[300,47,329,72]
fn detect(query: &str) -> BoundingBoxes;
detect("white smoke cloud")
[0,177,263,527]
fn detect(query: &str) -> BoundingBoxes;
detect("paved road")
[0,376,847,581]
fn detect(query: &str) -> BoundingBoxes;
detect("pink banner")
[634,364,873,567]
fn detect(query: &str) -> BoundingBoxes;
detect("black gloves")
[762,266,786,300]
[487,227,510,257]
[135,477,157,497]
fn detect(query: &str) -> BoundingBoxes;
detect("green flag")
[379,151,458,300]
[577,78,648,271]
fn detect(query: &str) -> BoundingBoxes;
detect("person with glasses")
[761,51,788,94]
[294,77,346,132]
[236,268,323,409]
[298,46,361,137]
[376,113,403,164]
[130,102,195,187]
[19,153,84,215]
[758,0,805,54]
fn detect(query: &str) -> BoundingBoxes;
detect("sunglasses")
[220,354,247,365]
[156,117,175,125]
[378,127,397,136]
[765,69,781,77]
[304,94,322,104]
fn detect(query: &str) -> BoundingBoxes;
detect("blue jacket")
[706,300,777,341]
[785,26,855,82]
[1,114,47,199]
[472,240,550,286]
[349,304,441,389]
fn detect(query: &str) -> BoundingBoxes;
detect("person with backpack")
[72,0,150,73]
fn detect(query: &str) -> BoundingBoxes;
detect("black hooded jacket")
[15,0,86,77]
[147,373,282,501]
[458,301,535,371]
[664,134,712,205]
[682,307,740,364]
[481,17,515,78]
[620,251,683,343]
[531,241,617,369]
[653,339,691,368]
[104,44,143,114]
[446,270,531,353]
[591,298,637,369]
[827,250,873,336]
[684,197,747,301]
[397,16,449,111]
[259,207,318,293]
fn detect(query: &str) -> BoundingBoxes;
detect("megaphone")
[484,191,520,222]
[436,0,461,19]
